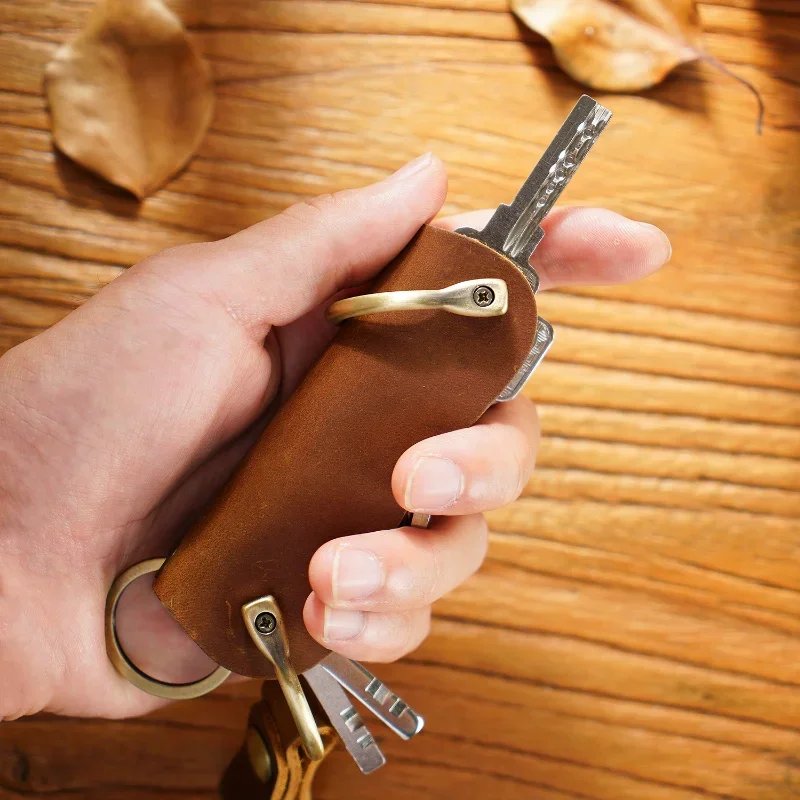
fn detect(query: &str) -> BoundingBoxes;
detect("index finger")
[435,207,671,290]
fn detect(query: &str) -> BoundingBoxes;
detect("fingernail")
[323,607,365,642]
[333,547,384,603]
[405,456,464,511]
[386,152,433,182]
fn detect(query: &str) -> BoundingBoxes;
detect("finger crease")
[422,533,443,605]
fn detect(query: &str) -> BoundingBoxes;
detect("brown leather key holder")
[105,95,611,783]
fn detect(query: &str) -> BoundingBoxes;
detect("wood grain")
[0,1,798,798]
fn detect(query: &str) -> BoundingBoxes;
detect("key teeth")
[389,698,407,717]
[356,730,376,750]
[340,705,363,732]
[592,104,613,131]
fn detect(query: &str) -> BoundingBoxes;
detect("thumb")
[136,153,448,337]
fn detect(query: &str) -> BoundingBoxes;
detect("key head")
[458,215,543,293]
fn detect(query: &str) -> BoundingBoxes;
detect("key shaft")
[503,101,611,259]
[304,664,386,775]
[457,95,611,293]
[319,653,424,741]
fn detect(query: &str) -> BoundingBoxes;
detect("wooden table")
[1,1,798,798]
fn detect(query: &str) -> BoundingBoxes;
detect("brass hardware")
[242,596,325,762]
[246,725,274,784]
[326,278,508,324]
[105,558,232,700]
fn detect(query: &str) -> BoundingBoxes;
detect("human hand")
[0,154,670,720]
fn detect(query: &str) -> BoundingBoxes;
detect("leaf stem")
[695,50,765,135]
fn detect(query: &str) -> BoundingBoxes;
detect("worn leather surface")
[153,224,539,677]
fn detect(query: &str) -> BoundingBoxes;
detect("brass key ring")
[106,560,322,760]
[326,278,508,324]
[105,558,232,700]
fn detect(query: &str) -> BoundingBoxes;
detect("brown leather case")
[153,224,538,677]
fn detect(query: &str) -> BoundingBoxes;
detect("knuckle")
[303,192,340,215]
[134,242,207,276]
[284,192,340,224]
[415,535,443,606]
[365,612,419,663]
[390,611,428,660]
[277,196,342,273]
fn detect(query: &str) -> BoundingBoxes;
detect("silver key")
[318,653,425,741]
[457,94,612,400]
[304,664,387,775]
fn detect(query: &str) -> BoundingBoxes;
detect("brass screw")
[254,612,277,635]
[473,286,495,307]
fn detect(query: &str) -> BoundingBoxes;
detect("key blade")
[457,95,611,292]
[320,653,424,741]
[305,665,387,775]
[502,96,611,260]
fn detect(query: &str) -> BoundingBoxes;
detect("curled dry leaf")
[512,0,764,131]
[44,0,214,198]
[511,0,702,91]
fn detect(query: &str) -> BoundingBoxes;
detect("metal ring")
[326,278,508,324]
[105,558,232,700]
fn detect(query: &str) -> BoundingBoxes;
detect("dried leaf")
[512,0,701,91]
[512,0,764,132]
[44,0,214,198]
